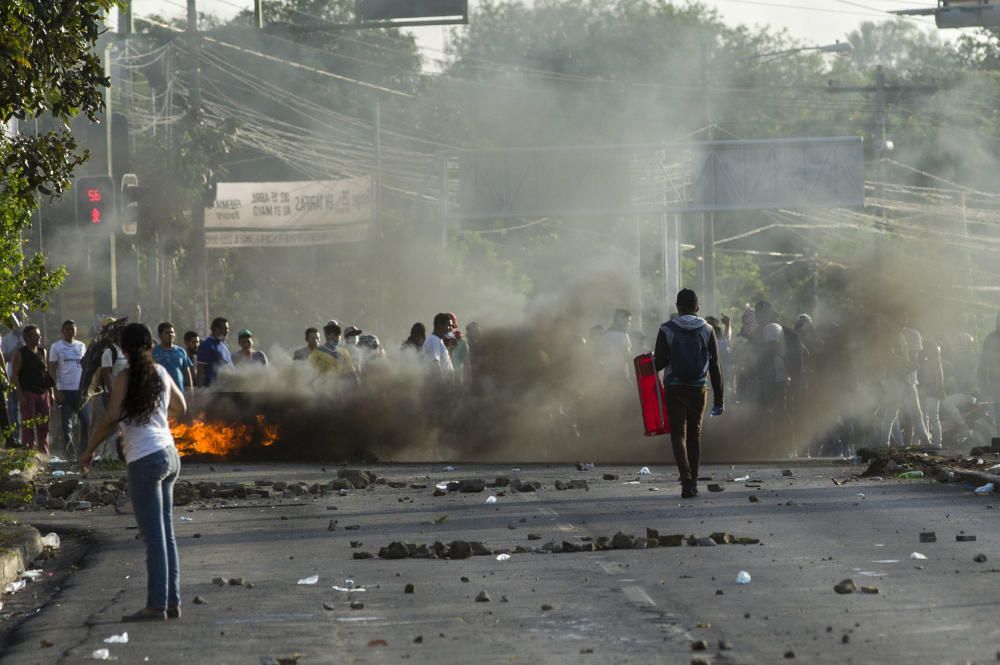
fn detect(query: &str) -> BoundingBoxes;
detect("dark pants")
[665,384,708,482]
[128,447,182,610]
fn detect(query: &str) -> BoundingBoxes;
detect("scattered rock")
[694,537,717,547]
[229,577,247,586]
[658,534,685,547]
[784,650,795,659]
[338,469,375,489]
[860,586,880,594]
[691,639,709,651]
[611,532,635,549]
[603,473,619,481]
[193,595,208,605]
[459,479,486,493]
[212,577,228,586]
[554,480,568,491]
[379,542,410,560]
[350,601,365,610]
[527,534,542,541]
[475,590,491,602]
[749,495,760,503]
[834,579,856,594]
[567,479,590,490]
[919,532,937,543]
[404,583,415,594]
[974,553,988,563]
[709,532,733,545]
[781,470,793,477]
[353,552,373,560]
[449,540,472,560]
[414,636,423,644]
[540,604,553,611]
[707,484,724,493]
[323,601,335,611]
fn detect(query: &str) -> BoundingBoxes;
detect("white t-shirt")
[120,364,175,464]
[101,344,129,380]
[762,323,789,382]
[599,329,633,378]
[422,334,454,375]
[49,339,86,390]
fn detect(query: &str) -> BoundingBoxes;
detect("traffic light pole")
[104,40,118,314]
[188,0,209,333]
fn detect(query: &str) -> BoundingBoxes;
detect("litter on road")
[297,575,319,585]
[736,571,751,584]
[103,632,128,644]
[911,552,928,560]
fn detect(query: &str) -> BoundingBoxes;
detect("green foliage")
[0,173,67,321]
[0,1,121,320]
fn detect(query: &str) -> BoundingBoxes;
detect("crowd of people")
[0,310,481,458]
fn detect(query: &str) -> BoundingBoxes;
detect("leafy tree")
[0,0,121,319]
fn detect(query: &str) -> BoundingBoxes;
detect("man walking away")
[197,317,233,388]
[293,328,320,361]
[979,311,1000,430]
[654,289,724,499]
[48,320,91,457]
[12,326,52,454]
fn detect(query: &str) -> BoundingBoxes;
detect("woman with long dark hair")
[81,323,186,622]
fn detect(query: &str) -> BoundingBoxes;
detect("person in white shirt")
[82,323,186,623]
[599,309,633,381]
[423,313,455,378]
[48,320,91,455]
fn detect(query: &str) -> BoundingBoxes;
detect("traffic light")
[74,175,116,231]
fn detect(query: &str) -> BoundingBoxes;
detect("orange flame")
[171,414,279,458]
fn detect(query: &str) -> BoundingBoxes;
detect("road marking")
[622,585,656,606]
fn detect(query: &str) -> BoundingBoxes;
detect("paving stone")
[460,479,486,493]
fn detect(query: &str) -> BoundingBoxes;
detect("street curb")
[0,525,43,592]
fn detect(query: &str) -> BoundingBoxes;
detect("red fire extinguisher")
[633,353,670,436]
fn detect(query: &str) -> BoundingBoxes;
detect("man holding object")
[654,289,724,499]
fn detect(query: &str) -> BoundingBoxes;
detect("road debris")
[103,633,128,644]
[911,552,928,560]
[736,571,752,584]
[91,648,111,660]
[919,532,936,543]
[974,553,988,563]
[834,579,856,594]
[475,590,491,602]
[297,575,319,585]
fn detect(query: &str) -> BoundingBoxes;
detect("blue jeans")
[128,446,181,610]
[58,390,91,455]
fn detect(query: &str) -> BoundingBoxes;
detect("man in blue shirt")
[196,317,233,388]
[153,322,194,390]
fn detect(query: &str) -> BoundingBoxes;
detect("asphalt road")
[1,461,998,665]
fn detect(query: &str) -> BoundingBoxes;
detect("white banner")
[206,176,373,231]
[205,225,370,248]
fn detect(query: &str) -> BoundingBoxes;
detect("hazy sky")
[137,0,951,54]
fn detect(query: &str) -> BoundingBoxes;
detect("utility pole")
[827,67,936,260]
[187,0,208,333]
[699,40,717,316]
